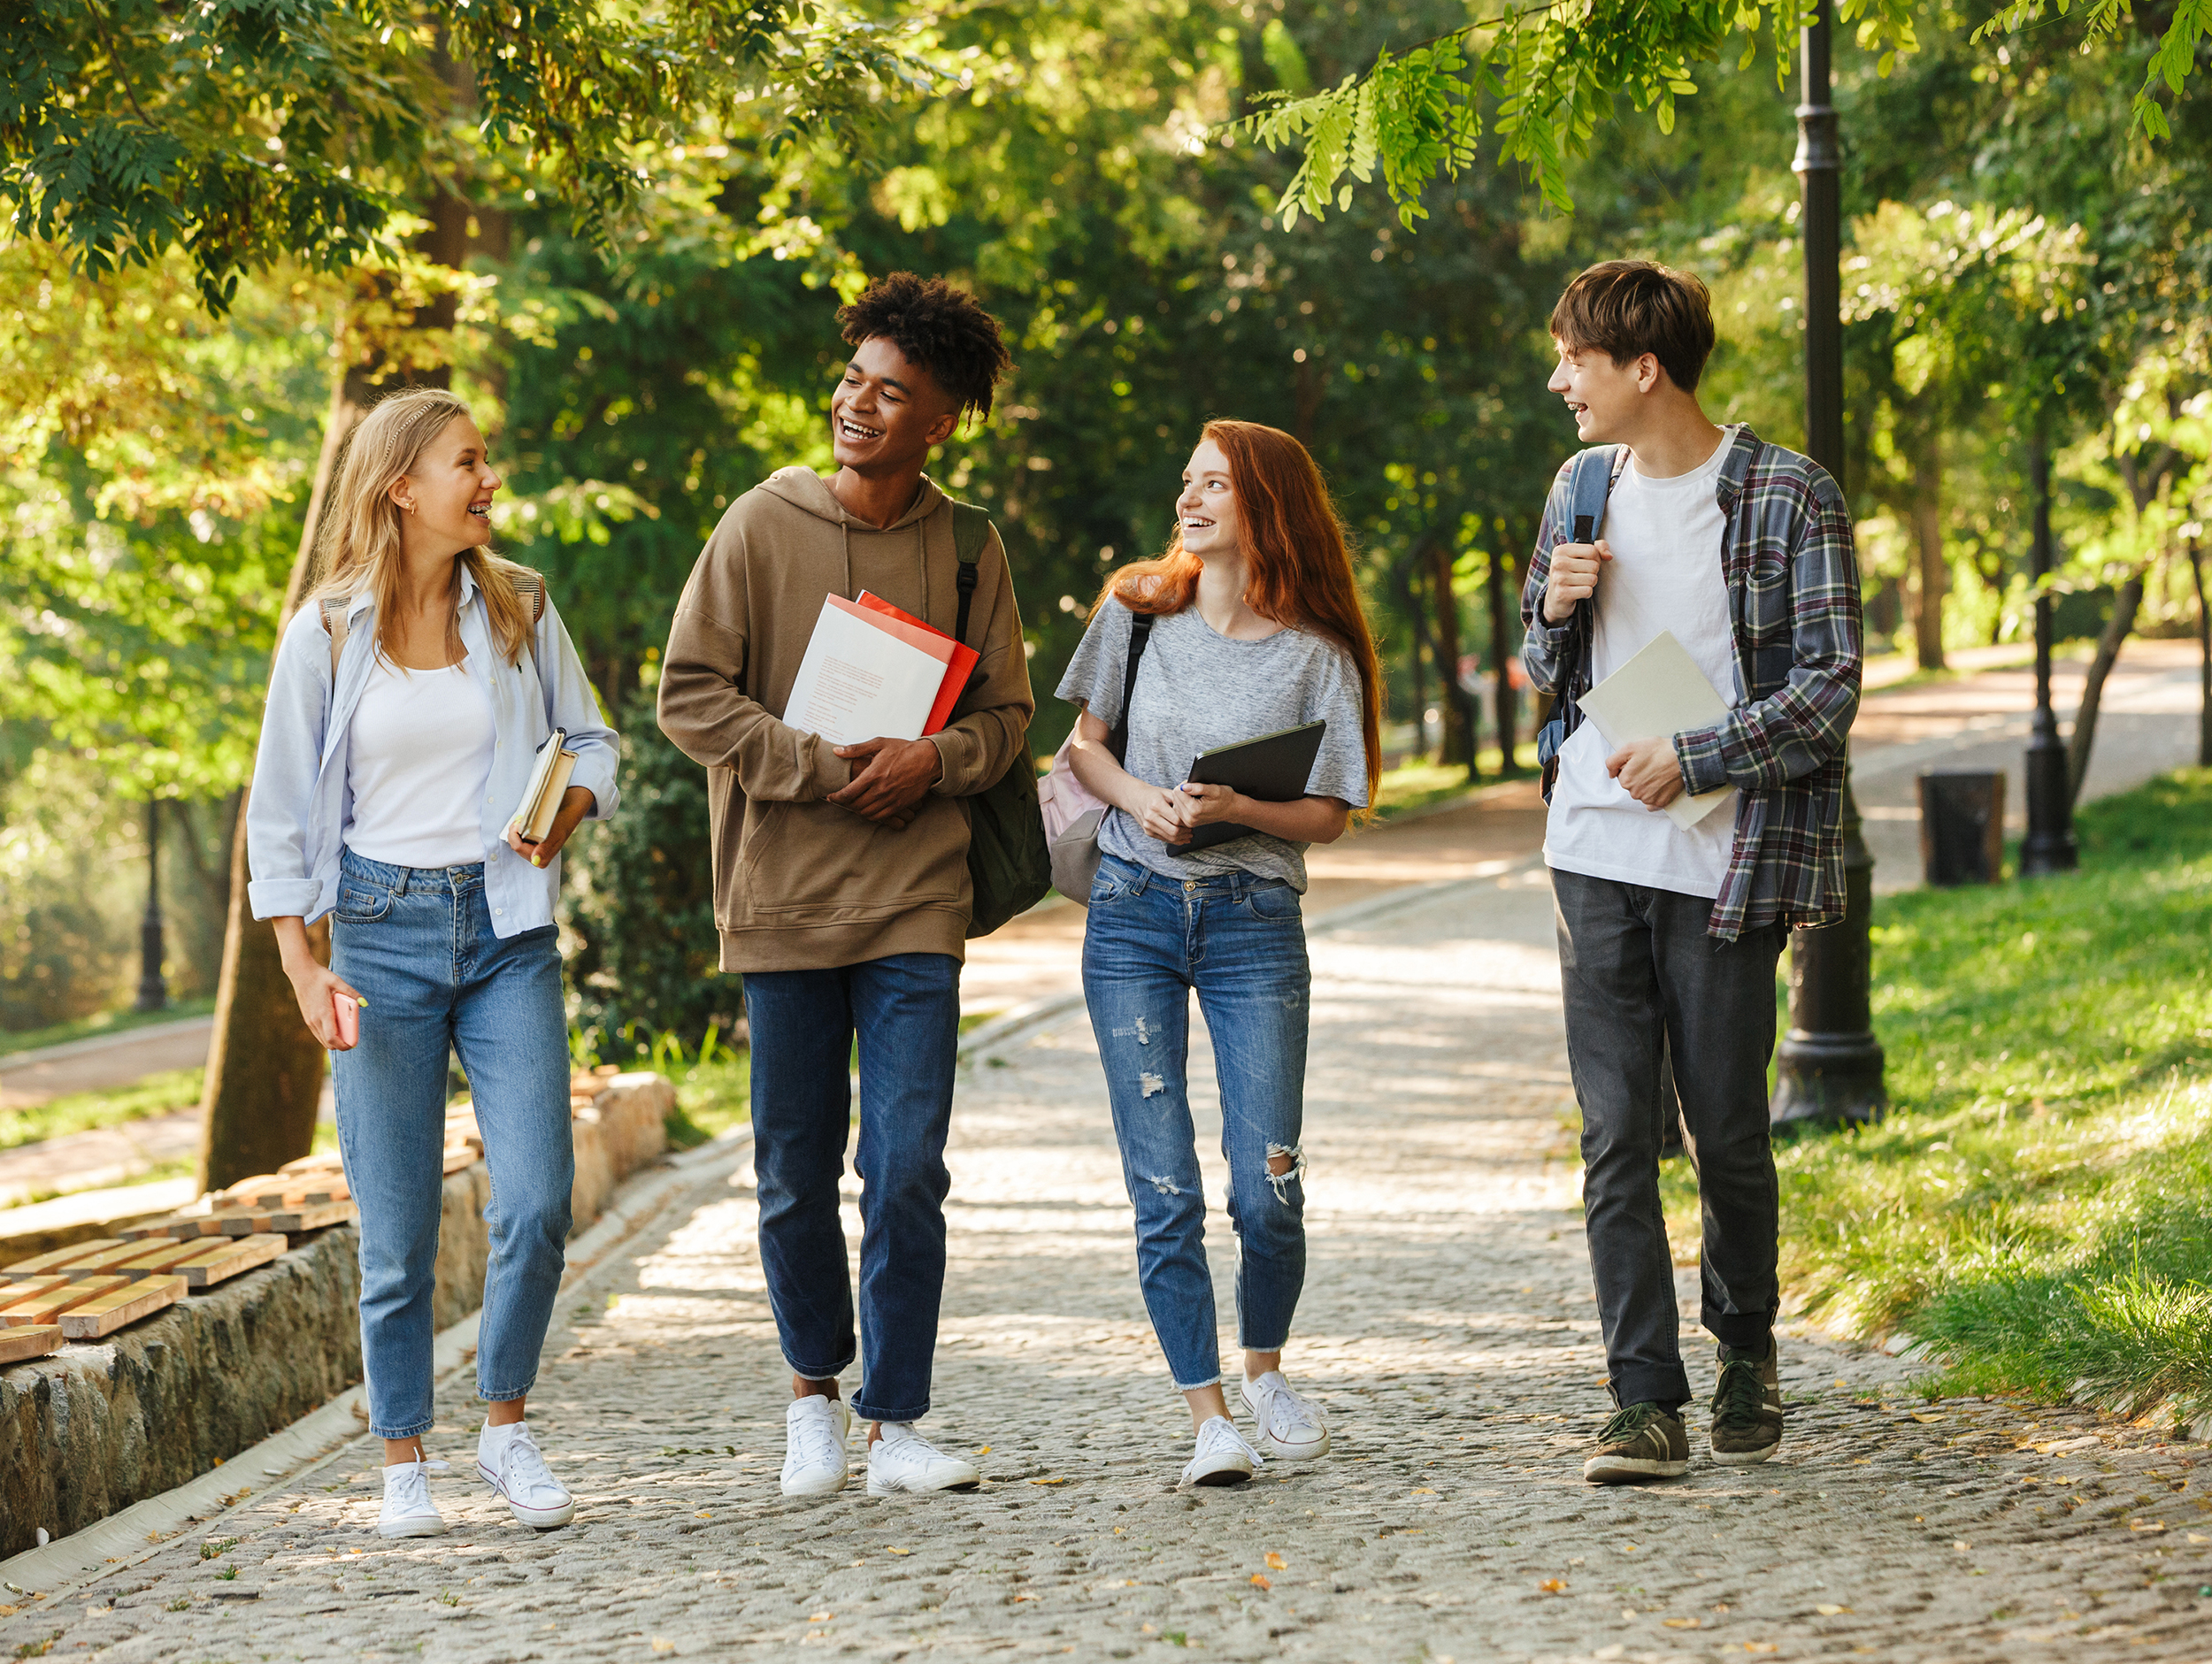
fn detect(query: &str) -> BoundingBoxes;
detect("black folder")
[1177,721,1327,851]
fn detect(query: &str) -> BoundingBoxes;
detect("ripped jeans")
[1081,854,1310,1391]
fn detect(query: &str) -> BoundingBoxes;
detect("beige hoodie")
[657,468,1034,971]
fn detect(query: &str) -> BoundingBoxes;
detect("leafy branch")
[1971,0,2212,141]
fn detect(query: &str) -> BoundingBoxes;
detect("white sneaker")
[1181,1415,1262,1487]
[1241,1370,1331,1460]
[476,1420,576,1530]
[377,1457,449,1537]
[781,1396,854,1497]
[864,1423,981,1496]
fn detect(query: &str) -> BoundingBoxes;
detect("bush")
[564,691,739,1049]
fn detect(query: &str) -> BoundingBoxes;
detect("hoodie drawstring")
[841,522,853,602]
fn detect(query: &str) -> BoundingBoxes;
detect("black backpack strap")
[950,502,991,647]
[1105,611,1154,764]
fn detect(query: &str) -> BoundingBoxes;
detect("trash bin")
[1917,771,2007,886]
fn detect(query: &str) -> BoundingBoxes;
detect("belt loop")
[393,864,411,898]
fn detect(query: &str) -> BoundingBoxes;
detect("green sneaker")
[1709,1336,1785,1464]
[1581,1401,1689,1484]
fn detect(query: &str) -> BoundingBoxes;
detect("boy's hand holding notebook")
[1575,631,1738,830]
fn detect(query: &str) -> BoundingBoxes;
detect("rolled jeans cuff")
[1609,1365,1692,1413]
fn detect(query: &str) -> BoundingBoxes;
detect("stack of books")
[781,593,979,744]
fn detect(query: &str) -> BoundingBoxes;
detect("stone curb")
[0,1125,755,1603]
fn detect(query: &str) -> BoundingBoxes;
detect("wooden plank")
[278,1154,343,1176]
[2,1239,127,1279]
[1,1277,129,1326]
[58,1276,186,1339]
[0,1324,65,1364]
[119,1216,223,1242]
[268,1200,356,1235]
[0,1276,72,1304]
[112,1238,211,1278]
[213,1173,291,1206]
[68,1239,186,1275]
[202,1210,277,1238]
[175,1234,286,1290]
[234,1176,349,1208]
[442,1146,479,1175]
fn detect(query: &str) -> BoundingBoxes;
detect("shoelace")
[1597,1403,1665,1446]
[495,1424,564,1501]
[385,1458,449,1510]
[1195,1417,1265,1468]
[1253,1380,1324,1442]
[1712,1358,1770,1429]
[876,1430,949,1468]
[790,1409,846,1471]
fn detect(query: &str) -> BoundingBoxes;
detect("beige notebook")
[1575,630,1739,831]
[511,730,579,845]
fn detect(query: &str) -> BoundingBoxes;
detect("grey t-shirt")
[1055,597,1370,890]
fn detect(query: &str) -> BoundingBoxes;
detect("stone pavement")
[9,869,2209,1662]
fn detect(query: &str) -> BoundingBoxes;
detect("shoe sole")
[1710,1444,1781,1465]
[1254,1431,1330,1460]
[376,1516,449,1537]
[1581,1456,1690,1484]
[865,1476,981,1497]
[477,1462,578,1528]
[780,1471,850,1497]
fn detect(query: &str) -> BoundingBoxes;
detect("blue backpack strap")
[1567,445,1620,545]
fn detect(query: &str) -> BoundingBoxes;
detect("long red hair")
[1093,419,1383,814]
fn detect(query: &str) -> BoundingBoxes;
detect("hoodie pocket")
[733,799,964,921]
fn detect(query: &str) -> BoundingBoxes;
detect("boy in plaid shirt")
[1521,261,1863,1484]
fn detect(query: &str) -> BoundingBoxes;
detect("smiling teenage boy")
[1520,261,1863,1484]
[658,273,1031,1498]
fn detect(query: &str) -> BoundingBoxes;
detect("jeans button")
[1183,879,1196,892]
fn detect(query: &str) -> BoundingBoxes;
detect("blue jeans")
[743,953,960,1425]
[1081,855,1311,1391]
[329,850,574,1440]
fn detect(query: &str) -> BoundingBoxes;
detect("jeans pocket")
[1242,883,1302,922]
[335,881,393,923]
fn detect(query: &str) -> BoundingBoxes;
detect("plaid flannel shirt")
[1519,426,1863,942]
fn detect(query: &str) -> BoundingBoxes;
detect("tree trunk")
[1486,548,1517,767]
[195,191,480,1193]
[1428,537,1475,772]
[2192,541,2210,769]
[2063,565,2146,805]
[1909,436,1946,671]
[1409,617,1426,762]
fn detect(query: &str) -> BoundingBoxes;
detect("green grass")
[663,1052,751,1150]
[0,1066,204,1151]
[1371,746,1536,821]
[1664,768,2212,1420]
[0,998,217,1062]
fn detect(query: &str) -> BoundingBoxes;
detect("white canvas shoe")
[1180,1415,1263,1487]
[476,1420,577,1529]
[1241,1370,1331,1460]
[781,1396,855,1497]
[377,1457,449,1537]
[864,1423,981,1496]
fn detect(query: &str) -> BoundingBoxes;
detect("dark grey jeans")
[1552,868,1785,1409]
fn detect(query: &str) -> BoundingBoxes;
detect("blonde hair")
[305,387,534,666]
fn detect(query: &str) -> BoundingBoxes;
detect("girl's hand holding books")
[504,786,596,867]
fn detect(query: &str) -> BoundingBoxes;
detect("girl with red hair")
[1056,419,1381,1486]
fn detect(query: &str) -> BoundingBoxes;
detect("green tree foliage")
[4,0,950,309]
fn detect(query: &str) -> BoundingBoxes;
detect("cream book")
[511,729,579,845]
[781,595,956,746]
[1576,630,1739,831]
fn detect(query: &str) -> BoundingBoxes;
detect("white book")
[781,595,950,746]
[1576,630,1740,831]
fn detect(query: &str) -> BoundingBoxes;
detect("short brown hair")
[1549,260,1717,394]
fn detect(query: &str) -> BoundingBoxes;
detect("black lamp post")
[1770,0,1887,1128]
[134,799,168,1014]
[2019,430,2078,874]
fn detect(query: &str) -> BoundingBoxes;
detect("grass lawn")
[1,1067,204,1151]
[1665,768,2212,1421]
[1371,747,1536,821]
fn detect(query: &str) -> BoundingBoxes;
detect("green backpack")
[950,502,1053,938]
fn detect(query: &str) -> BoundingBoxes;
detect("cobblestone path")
[9,870,2210,1662]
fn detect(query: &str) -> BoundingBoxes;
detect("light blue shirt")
[246,567,620,937]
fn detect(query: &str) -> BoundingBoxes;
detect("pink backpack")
[1038,613,1153,901]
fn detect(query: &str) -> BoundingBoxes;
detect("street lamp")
[1770,0,1887,1129]
[2019,431,2078,874]
[134,799,168,1014]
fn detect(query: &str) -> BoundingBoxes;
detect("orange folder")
[855,593,981,736]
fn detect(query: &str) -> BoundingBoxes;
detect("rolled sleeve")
[245,608,335,922]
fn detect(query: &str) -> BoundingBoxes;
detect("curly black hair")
[838,272,1013,426]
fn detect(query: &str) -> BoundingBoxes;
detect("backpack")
[1535,448,1622,804]
[1037,608,1154,902]
[321,570,546,677]
[949,503,1053,938]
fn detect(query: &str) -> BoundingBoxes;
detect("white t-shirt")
[1544,430,1741,900]
[343,653,497,870]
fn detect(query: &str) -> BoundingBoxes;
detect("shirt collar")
[339,562,478,623]
[1714,425,1761,512]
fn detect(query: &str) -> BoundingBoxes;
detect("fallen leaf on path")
[808,1612,832,1622]
[2189,1533,2209,1545]
[1412,1487,1436,1495]
[1537,1579,1567,1594]
[694,1511,711,1519]
[887,1547,911,1556]
[651,1642,675,1655]
[1249,1575,1271,1589]
[1910,1413,1941,1423]
[973,1446,991,1455]
[1953,1541,1970,1552]
[2129,1519,2166,1532]
[1745,1645,1780,1654]
[1264,1552,1286,1569]
[1029,1477,1066,1485]
[1663,1617,1701,1629]
[1816,1604,1849,1615]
